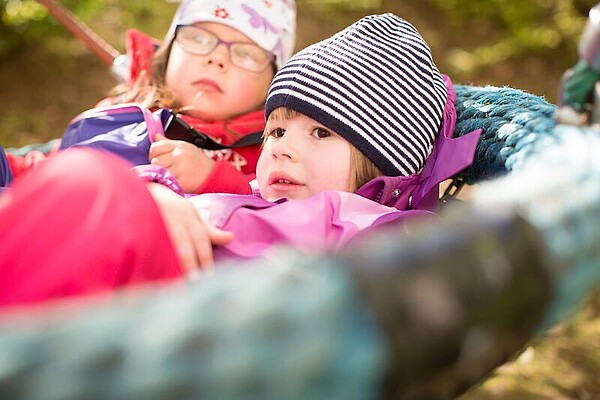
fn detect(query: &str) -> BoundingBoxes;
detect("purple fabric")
[356,75,482,212]
[355,174,420,210]
[59,104,165,166]
[0,146,13,190]
[134,164,186,196]
[410,75,482,211]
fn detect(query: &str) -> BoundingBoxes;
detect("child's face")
[256,112,353,201]
[165,22,274,121]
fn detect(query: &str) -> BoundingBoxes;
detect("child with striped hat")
[0,13,481,304]
[258,12,473,209]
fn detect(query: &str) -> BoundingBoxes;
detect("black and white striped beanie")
[265,13,447,177]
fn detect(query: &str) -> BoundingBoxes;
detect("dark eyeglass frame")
[174,24,275,73]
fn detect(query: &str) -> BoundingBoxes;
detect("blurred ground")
[2,1,600,398]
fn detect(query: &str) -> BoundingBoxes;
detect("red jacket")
[125,28,264,194]
[180,111,263,195]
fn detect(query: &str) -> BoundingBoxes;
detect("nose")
[203,44,230,70]
[270,132,298,161]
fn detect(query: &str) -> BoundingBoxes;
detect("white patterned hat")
[165,0,296,69]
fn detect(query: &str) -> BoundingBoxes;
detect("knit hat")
[265,13,447,177]
[165,0,297,69]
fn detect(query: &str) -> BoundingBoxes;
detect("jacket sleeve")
[5,151,50,180]
[194,160,254,195]
[0,149,182,307]
[134,164,185,196]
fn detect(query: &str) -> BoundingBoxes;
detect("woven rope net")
[2,84,599,399]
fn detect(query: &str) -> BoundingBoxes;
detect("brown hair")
[265,107,382,191]
[105,39,182,111]
[349,145,383,191]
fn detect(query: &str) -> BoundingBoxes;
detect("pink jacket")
[191,190,430,261]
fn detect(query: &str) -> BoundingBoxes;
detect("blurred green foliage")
[1,0,597,73]
[0,0,177,59]
[1,0,46,55]
[427,0,598,75]
[0,0,598,148]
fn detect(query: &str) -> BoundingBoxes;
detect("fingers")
[149,137,174,159]
[191,223,233,270]
[149,140,174,167]
[147,183,203,274]
[171,218,212,274]
[24,150,47,168]
[149,139,192,167]
[207,224,234,246]
[174,217,233,275]
[176,229,203,274]
[189,220,218,270]
[150,153,173,169]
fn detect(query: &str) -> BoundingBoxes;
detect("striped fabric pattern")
[265,13,447,177]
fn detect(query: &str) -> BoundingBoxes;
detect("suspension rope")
[37,0,121,66]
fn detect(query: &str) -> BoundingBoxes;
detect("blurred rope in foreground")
[1,85,599,399]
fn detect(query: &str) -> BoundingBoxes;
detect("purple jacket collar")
[356,75,482,211]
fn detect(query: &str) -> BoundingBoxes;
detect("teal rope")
[5,139,60,157]
[0,254,386,400]
[470,123,600,329]
[0,207,549,400]
[454,85,600,326]
[454,85,557,184]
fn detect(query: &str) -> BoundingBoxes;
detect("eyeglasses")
[174,25,274,73]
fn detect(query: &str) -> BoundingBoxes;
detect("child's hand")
[146,183,233,274]
[149,133,216,193]
[24,150,47,169]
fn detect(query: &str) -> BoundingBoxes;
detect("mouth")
[268,172,303,187]
[262,171,308,201]
[272,178,297,185]
[193,79,222,93]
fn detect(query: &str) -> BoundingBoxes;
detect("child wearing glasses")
[8,0,296,195]
[0,14,480,305]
